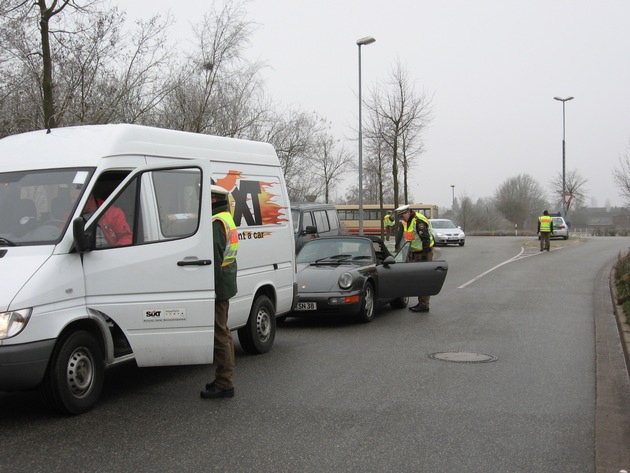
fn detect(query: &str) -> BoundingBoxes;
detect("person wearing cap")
[537,210,554,252]
[201,184,239,399]
[396,204,435,313]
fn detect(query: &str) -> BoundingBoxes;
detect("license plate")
[296,302,317,311]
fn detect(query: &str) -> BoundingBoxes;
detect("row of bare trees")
[0,0,356,202]
[3,1,608,225]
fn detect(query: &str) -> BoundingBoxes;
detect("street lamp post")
[554,96,574,218]
[450,185,455,209]
[357,36,375,236]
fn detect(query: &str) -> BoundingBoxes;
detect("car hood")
[0,247,53,311]
[296,262,355,292]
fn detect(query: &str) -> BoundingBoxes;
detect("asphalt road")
[2,236,630,473]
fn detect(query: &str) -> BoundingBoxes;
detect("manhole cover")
[428,351,498,364]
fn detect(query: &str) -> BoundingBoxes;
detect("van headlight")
[0,309,32,340]
[338,272,353,289]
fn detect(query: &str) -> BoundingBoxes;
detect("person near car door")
[396,204,435,313]
[201,185,239,399]
[537,210,554,252]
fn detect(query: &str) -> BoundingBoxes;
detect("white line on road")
[458,245,546,289]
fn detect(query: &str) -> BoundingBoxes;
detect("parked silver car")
[429,219,465,246]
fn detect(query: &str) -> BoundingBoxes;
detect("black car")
[291,236,448,323]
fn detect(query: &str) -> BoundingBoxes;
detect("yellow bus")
[336,203,439,235]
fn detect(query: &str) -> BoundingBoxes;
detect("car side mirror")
[301,225,318,236]
[72,217,94,252]
[382,255,396,268]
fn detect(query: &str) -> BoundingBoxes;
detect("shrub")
[614,252,630,324]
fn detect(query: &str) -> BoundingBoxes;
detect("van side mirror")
[302,225,318,236]
[72,217,93,252]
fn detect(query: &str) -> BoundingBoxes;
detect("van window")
[302,211,315,231]
[313,210,330,233]
[153,169,200,239]
[328,210,339,231]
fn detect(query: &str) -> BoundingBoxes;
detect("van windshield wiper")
[0,237,17,246]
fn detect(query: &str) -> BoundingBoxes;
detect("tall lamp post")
[450,185,455,209]
[554,96,574,218]
[357,36,375,236]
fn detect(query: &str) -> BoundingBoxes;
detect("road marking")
[458,245,532,288]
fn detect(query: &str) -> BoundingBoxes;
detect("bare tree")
[312,130,353,203]
[494,174,548,231]
[258,108,324,201]
[613,138,630,206]
[156,0,265,136]
[549,168,588,213]
[365,60,432,209]
[0,0,174,132]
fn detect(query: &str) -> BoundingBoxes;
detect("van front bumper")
[0,339,55,391]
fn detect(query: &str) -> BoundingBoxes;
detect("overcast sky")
[122,0,630,211]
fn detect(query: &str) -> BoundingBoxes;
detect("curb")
[609,268,630,380]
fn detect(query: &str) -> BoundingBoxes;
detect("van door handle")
[177,259,212,266]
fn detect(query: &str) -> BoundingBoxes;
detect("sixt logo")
[145,310,161,318]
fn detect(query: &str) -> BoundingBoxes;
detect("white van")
[0,124,297,414]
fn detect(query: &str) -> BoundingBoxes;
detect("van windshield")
[0,168,93,245]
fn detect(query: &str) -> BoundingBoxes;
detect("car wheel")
[238,295,276,354]
[358,282,375,323]
[41,330,104,415]
[459,241,465,246]
[563,235,568,240]
[390,296,408,309]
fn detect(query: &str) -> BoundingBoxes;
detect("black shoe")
[409,304,429,313]
[200,383,234,399]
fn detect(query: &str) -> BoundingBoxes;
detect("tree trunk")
[39,1,56,129]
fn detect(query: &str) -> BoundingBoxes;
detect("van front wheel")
[237,295,276,355]
[41,330,104,415]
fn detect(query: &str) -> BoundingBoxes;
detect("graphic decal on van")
[213,171,288,228]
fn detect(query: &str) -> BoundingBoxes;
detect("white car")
[429,219,465,247]
[551,216,569,240]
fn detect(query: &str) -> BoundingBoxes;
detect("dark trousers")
[214,299,234,388]
[408,249,433,308]
[540,232,551,251]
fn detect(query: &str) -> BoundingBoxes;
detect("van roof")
[0,124,278,171]
[290,202,337,210]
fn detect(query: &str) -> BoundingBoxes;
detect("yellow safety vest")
[539,215,552,232]
[383,214,394,227]
[213,211,239,266]
[403,214,435,251]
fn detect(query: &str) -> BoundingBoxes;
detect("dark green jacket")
[213,201,238,301]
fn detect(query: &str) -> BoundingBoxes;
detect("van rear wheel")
[41,330,104,415]
[238,295,276,354]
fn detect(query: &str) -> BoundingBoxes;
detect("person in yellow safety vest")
[201,184,239,399]
[537,209,554,252]
[383,210,395,241]
[395,204,435,313]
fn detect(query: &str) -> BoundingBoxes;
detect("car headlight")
[0,308,32,340]
[338,272,353,289]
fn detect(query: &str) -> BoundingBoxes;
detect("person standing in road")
[396,204,435,313]
[537,210,554,252]
[201,185,239,399]
[383,210,395,241]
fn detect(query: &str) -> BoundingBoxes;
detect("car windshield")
[431,220,457,229]
[296,238,373,264]
[552,217,565,226]
[0,168,93,246]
